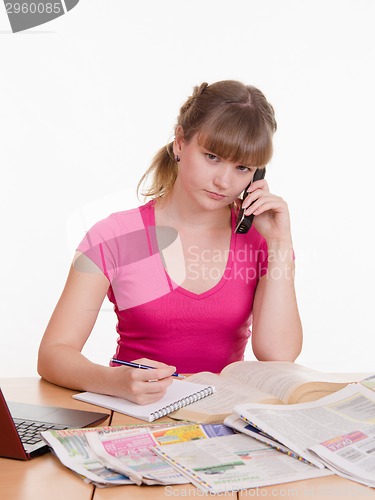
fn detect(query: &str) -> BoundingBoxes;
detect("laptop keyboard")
[14,418,68,445]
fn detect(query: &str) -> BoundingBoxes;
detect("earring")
[174,155,180,163]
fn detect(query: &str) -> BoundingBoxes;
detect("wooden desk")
[1,376,111,410]
[238,475,375,499]
[0,451,94,500]
[1,378,374,500]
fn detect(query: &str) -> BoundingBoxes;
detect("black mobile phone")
[234,168,266,234]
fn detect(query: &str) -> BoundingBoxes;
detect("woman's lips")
[205,190,226,200]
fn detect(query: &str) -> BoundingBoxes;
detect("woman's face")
[173,132,256,211]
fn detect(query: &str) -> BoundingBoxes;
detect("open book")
[170,361,366,424]
[73,379,215,422]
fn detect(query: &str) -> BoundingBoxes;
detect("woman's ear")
[173,125,185,156]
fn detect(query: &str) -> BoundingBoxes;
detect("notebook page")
[73,379,215,422]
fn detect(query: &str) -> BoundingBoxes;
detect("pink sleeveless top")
[77,200,268,373]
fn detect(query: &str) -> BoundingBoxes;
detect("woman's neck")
[154,189,232,231]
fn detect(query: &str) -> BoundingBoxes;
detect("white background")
[0,0,374,377]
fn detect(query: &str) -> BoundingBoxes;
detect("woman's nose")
[213,166,231,189]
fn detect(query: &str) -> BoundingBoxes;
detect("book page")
[170,372,282,423]
[220,361,360,403]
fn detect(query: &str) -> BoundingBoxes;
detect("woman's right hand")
[108,358,176,405]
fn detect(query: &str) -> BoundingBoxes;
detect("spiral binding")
[149,386,214,422]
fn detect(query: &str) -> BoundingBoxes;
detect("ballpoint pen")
[110,359,186,378]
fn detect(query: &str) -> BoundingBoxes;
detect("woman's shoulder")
[93,200,154,229]
[79,200,155,248]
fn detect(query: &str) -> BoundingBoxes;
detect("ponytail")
[137,142,177,200]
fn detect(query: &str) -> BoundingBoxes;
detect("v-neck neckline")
[147,200,237,300]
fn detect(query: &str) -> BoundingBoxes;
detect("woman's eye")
[237,165,251,173]
[206,153,219,162]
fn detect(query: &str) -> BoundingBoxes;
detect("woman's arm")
[38,259,176,404]
[243,179,303,361]
[251,239,302,361]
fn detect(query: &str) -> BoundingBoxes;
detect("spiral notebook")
[72,379,215,422]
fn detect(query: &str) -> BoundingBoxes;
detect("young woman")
[38,80,302,404]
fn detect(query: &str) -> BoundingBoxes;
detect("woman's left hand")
[243,179,291,242]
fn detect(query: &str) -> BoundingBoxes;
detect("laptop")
[0,387,109,460]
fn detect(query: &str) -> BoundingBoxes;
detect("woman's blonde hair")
[137,80,277,199]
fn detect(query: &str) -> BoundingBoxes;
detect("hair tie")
[180,82,209,115]
[194,82,209,97]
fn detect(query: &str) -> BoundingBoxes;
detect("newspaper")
[232,383,375,469]
[40,426,133,486]
[152,433,332,494]
[85,427,189,485]
[224,414,308,463]
[41,422,233,487]
[361,375,375,391]
[308,429,375,487]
